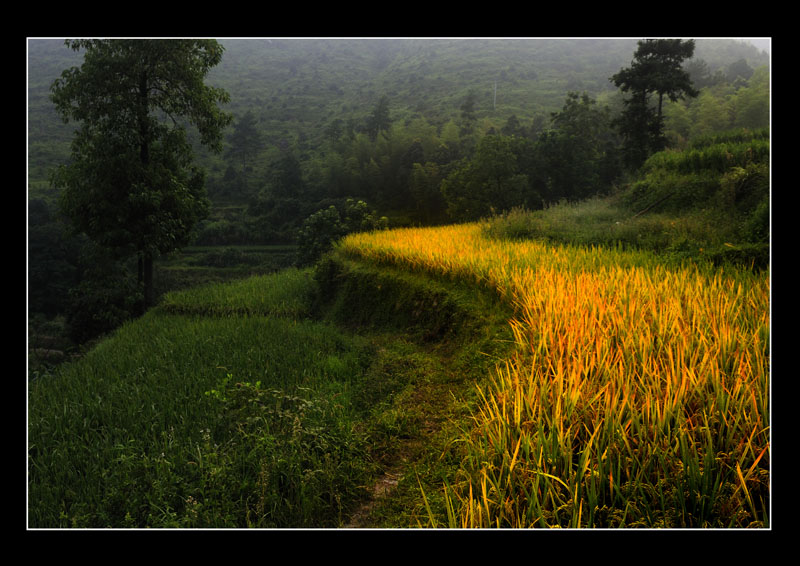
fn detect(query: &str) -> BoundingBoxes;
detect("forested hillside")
[27,37,770,349]
[28,37,769,205]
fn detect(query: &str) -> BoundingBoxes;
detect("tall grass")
[483,199,731,253]
[28,269,376,528]
[641,138,770,176]
[29,221,769,528]
[158,266,317,317]
[486,198,769,270]
[339,223,769,527]
[620,128,769,229]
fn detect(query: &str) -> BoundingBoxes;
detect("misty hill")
[207,38,768,146]
[28,37,769,193]
[208,38,638,146]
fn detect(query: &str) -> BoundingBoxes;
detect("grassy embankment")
[30,268,375,528]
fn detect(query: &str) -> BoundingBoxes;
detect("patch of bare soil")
[343,470,402,528]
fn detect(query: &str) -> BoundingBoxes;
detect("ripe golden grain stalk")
[341,223,769,527]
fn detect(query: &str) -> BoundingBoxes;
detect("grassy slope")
[28,255,515,528]
[28,38,771,528]
[29,146,770,527]
[312,255,518,526]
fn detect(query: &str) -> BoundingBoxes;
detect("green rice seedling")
[28,268,380,528]
[158,266,317,318]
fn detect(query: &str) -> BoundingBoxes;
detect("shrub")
[718,162,769,216]
[620,129,769,232]
[297,206,345,266]
[297,199,387,266]
[742,197,770,244]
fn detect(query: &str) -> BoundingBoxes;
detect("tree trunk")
[136,250,155,309]
[143,252,154,308]
[137,69,154,309]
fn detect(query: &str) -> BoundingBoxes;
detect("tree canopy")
[51,39,232,308]
[226,110,264,179]
[611,39,699,169]
[365,95,392,141]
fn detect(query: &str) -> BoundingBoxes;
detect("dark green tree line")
[441,134,532,221]
[535,92,621,203]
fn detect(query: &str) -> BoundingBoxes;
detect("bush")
[718,162,769,216]
[63,246,144,344]
[297,199,387,266]
[620,129,769,231]
[742,197,770,244]
[297,206,345,266]
[622,169,720,214]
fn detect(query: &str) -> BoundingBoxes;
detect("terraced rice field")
[340,223,770,528]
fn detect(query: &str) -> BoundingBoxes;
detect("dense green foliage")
[50,39,232,309]
[30,37,769,219]
[28,36,770,373]
[611,39,699,169]
[28,37,770,368]
[296,199,388,266]
[622,128,769,260]
[485,128,769,269]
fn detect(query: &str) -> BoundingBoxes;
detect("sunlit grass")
[339,223,770,528]
[29,220,769,528]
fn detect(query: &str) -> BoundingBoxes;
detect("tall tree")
[226,110,264,189]
[365,95,392,141]
[51,39,231,308]
[538,92,621,202]
[458,90,478,138]
[441,134,529,221]
[611,38,698,169]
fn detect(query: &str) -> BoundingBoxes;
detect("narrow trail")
[339,339,469,529]
[316,255,517,528]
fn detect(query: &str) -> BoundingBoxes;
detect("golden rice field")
[339,223,770,528]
